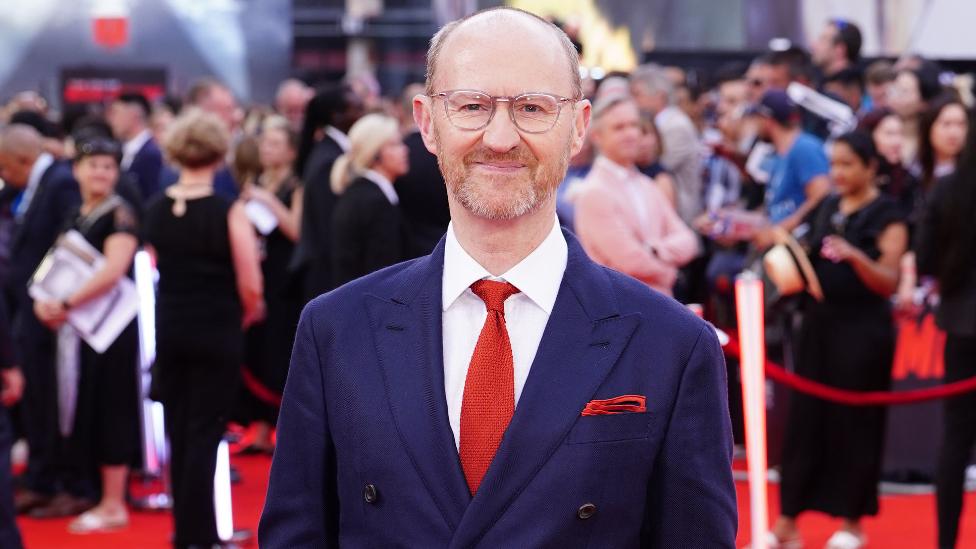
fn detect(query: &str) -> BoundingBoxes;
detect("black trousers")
[0,405,23,548]
[12,307,61,496]
[164,360,239,548]
[936,334,976,549]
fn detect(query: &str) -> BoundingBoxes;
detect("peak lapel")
[450,233,641,548]
[364,242,471,531]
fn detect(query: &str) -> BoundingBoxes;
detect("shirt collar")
[362,169,399,205]
[325,125,351,153]
[26,153,54,192]
[442,216,567,314]
[593,155,637,181]
[123,129,152,160]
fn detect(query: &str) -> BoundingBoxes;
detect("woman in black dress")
[144,109,263,548]
[768,132,908,549]
[236,117,303,454]
[32,137,141,533]
[329,113,409,287]
[917,123,976,549]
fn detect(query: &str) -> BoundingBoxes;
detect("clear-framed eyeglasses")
[429,89,578,134]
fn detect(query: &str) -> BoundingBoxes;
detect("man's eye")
[459,103,489,112]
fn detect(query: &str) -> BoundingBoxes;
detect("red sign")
[93,16,129,49]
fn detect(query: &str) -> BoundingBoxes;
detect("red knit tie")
[459,279,521,495]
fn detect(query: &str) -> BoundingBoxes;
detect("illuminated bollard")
[735,273,769,549]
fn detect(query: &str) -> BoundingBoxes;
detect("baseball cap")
[746,89,799,124]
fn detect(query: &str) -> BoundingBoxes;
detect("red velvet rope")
[240,367,283,407]
[723,336,976,406]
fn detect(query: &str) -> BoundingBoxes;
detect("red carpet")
[15,456,976,548]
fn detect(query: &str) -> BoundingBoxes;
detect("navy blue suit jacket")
[260,230,737,548]
[126,138,163,203]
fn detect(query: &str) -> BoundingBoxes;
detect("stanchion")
[132,250,172,511]
[735,273,769,549]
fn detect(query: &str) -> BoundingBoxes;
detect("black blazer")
[7,160,81,302]
[126,137,163,203]
[394,131,450,258]
[330,177,404,288]
[916,177,976,337]
[291,135,344,300]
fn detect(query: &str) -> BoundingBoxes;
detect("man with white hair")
[573,94,698,296]
[261,7,736,548]
[274,78,313,132]
[631,64,705,226]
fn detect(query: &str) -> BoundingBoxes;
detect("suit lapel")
[450,233,641,548]
[364,241,471,531]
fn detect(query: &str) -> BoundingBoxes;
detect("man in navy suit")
[0,124,84,515]
[261,7,736,548]
[108,92,163,203]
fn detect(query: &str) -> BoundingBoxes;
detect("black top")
[331,176,405,288]
[144,193,240,321]
[68,195,139,256]
[292,135,344,299]
[916,177,976,336]
[803,193,904,305]
[395,131,450,258]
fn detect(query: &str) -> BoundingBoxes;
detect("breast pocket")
[566,411,652,444]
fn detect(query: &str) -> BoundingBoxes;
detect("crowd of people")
[0,12,971,549]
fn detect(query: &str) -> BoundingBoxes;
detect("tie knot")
[470,279,520,313]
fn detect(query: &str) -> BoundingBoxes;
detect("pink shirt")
[572,156,698,295]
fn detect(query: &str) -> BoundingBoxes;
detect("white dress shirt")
[442,217,568,449]
[324,125,351,153]
[120,128,152,171]
[362,169,399,205]
[14,152,53,219]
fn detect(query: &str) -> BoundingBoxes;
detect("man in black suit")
[291,83,364,302]
[394,83,451,258]
[107,92,163,203]
[0,124,84,515]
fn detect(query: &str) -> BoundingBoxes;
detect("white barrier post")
[134,250,173,509]
[735,273,769,549]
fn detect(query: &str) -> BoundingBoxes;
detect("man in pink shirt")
[573,94,698,295]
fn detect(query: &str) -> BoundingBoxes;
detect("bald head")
[0,124,43,160]
[0,124,44,187]
[425,8,582,99]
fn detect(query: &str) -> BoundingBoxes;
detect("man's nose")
[481,102,520,153]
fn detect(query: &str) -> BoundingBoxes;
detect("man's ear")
[413,94,438,155]
[571,99,592,157]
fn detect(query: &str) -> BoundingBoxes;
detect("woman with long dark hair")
[858,108,919,222]
[917,94,969,192]
[917,112,976,549]
[767,132,908,549]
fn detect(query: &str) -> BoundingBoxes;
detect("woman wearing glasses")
[767,132,908,549]
[31,137,141,533]
[329,113,409,288]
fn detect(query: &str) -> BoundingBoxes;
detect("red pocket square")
[581,395,647,416]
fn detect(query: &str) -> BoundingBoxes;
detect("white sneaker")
[824,530,867,549]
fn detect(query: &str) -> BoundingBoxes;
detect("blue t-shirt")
[765,133,829,223]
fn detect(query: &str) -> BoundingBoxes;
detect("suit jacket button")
[578,503,596,520]
[364,484,378,504]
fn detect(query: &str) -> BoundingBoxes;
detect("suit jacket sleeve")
[574,189,676,284]
[642,323,737,548]
[259,306,338,548]
[649,189,698,267]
